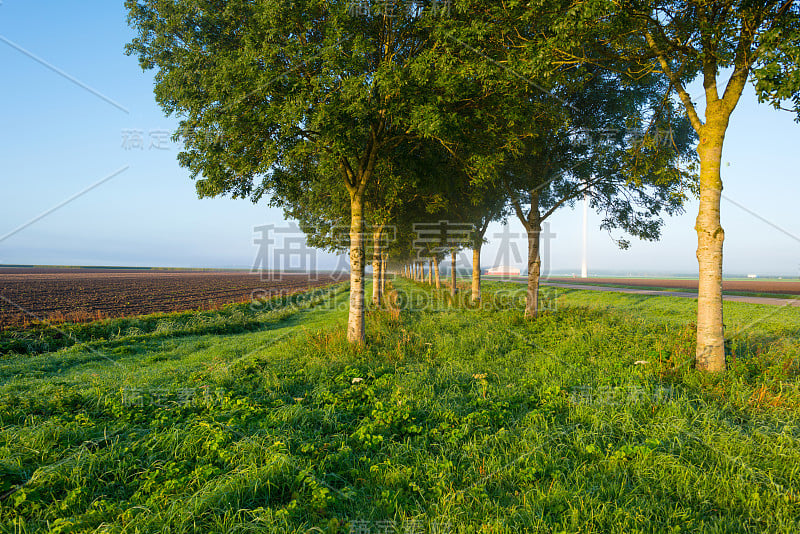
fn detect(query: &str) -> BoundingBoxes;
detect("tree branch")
[644,31,704,132]
[506,185,531,231]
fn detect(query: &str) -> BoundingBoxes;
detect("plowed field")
[0,268,346,328]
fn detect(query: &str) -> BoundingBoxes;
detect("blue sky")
[1,1,798,277]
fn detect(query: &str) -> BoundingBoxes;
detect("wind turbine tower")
[581,191,588,278]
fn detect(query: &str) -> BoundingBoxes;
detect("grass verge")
[1,279,799,532]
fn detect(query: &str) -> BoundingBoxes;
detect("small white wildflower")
[634,360,649,365]
[351,377,364,384]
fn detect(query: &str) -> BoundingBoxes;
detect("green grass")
[1,279,799,532]
[0,284,349,355]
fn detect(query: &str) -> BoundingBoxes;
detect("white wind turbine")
[581,187,589,278]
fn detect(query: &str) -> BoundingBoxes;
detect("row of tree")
[127,0,800,372]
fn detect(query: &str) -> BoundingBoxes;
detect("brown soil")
[0,268,346,328]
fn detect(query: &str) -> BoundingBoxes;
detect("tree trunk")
[380,252,387,296]
[450,250,457,296]
[526,193,542,319]
[433,256,441,289]
[695,121,728,372]
[371,227,382,307]
[428,260,433,285]
[347,193,366,344]
[471,245,481,304]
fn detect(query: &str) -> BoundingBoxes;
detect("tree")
[469,204,507,304]
[438,177,507,304]
[540,0,800,370]
[502,68,696,318]
[432,5,695,318]
[270,150,417,309]
[126,0,458,344]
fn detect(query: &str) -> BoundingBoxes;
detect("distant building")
[485,266,521,276]
[747,274,758,279]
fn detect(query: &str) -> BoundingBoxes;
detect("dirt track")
[545,277,800,295]
[537,282,800,307]
[0,268,345,328]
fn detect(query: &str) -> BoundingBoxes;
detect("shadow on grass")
[0,290,349,383]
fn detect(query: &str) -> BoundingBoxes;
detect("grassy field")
[1,280,800,532]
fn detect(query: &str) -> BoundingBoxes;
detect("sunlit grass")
[1,279,799,532]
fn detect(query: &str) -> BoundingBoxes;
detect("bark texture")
[371,228,382,307]
[433,256,441,289]
[347,194,366,344]
[380,252,387,296]
[472,246,481,304]
[525,193,542,319]
[450,250,457,296]
[695,115,728,371]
